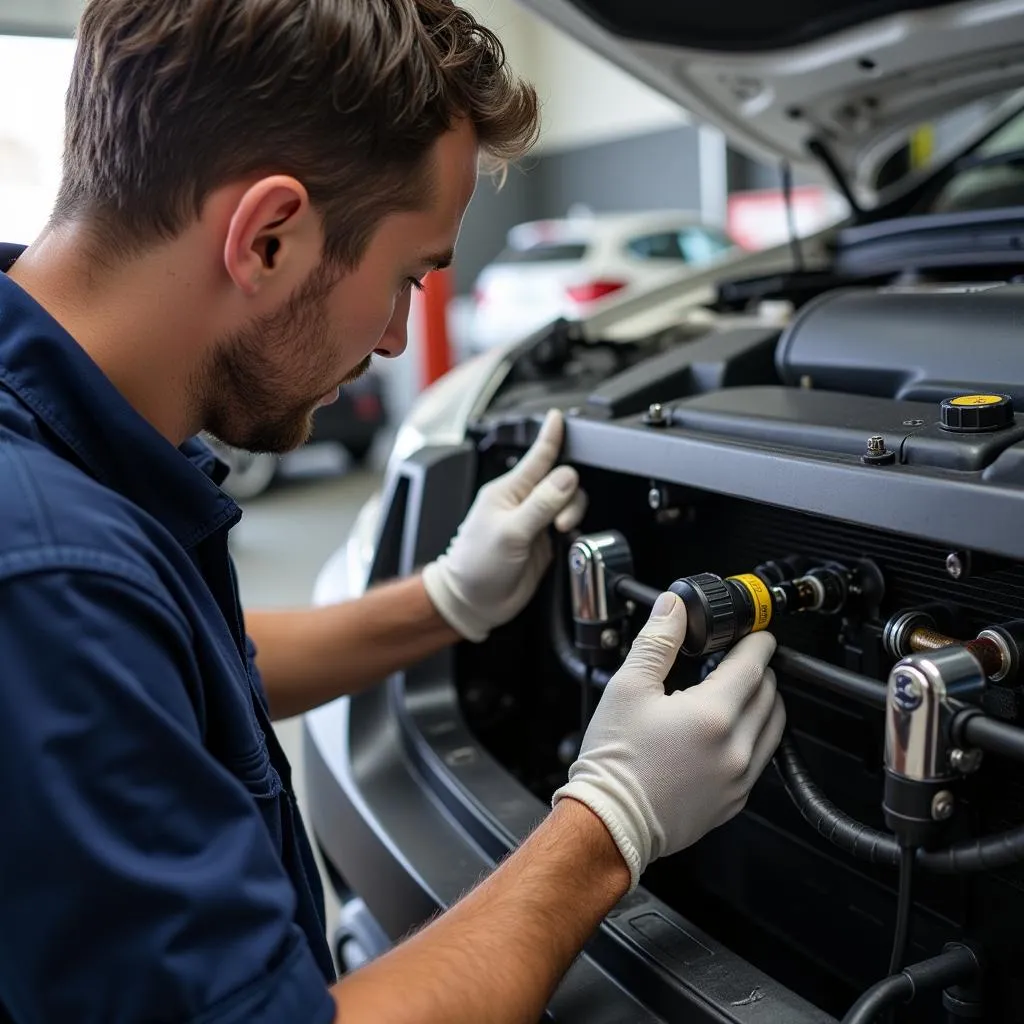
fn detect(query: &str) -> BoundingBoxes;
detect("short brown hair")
[54,0,540,267]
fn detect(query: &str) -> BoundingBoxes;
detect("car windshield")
[927,106,1024,213]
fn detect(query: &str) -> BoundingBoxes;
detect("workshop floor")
[231,450,384,956]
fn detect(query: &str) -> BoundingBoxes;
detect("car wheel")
[221,449,279,500]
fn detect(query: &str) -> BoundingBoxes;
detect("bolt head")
[648,487,663,510]
[600,628,620,650]
[950,748,984,774]
[932,790,955,821]
[946,553,964,580]
[867,434,885,452]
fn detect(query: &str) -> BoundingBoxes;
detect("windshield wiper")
[954,146,1024,173]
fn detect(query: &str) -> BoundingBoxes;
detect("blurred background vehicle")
[467,207,738,350]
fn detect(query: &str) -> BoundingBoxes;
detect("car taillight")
[565,279,626,304]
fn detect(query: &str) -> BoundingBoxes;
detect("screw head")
[867,434,885,453]
[932,790,955,821]
[946,552,964,580]
[648,487,663,510]
[646,402,666,425]
[949,748,984,774]
[600,628,620,650]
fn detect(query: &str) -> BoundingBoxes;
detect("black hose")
[841,944,979,1024]
[958,710,1024,763]
[771,647,887,709]
[774,736,901,867]
[888,846,915,975]
[612,575,662,609]
[776,733,1024,874]
[842,973,914,1024]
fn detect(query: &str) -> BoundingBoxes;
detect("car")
[304,2,1024,1020]
[209,366,388,500]
[468,208,740,351]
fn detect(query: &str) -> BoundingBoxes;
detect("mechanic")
[0,2,786,1022]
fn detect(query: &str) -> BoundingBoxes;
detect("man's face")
[203,120,479,455]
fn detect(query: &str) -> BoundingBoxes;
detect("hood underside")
[515,0,1024,200]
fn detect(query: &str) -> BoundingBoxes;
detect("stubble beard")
[200,261,357,455]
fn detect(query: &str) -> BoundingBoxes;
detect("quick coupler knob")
[670,572,775,657]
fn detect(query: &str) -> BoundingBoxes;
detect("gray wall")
[453,124,705,296]
[530,125,703,220]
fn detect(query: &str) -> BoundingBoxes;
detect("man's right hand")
[553,590,787,892]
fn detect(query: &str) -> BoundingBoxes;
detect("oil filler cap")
[940,393,1014,433]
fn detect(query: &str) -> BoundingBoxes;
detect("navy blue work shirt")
[0,244,337,1023]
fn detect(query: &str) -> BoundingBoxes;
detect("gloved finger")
[509,464,581,538]
[500,410,565,501]
[553,486,589,534]
[744,692,787,786]
[725,668,777,775]
[699,631,777,717]
[608,592,687,697]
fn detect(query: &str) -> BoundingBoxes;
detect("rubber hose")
[841,944,979,1024]
[776,734,1024,874]
[841,974,913,1024]
[774,735,901,867]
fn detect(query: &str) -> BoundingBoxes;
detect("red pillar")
[420,267,452,390]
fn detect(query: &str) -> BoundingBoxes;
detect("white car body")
[467,209,739,351]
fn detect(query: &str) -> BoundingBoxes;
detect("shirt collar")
[0,243,241,549]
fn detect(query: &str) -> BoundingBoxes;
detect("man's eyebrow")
[422,248,455,271]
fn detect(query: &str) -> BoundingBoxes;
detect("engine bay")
[453,282,1024,1021]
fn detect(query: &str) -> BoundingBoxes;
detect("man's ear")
[222,175,320,298]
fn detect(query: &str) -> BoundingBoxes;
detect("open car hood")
[515,0,1024,202]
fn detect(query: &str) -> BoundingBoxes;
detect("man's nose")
[376,298,411,359]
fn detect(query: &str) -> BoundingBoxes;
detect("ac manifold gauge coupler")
[567,533,885,666]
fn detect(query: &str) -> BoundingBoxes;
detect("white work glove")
[422,410,588,643]
[553,592,786,893]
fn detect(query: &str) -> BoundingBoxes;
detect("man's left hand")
[421,409,588,642]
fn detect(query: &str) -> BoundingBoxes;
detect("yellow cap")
[950,394,1005,407]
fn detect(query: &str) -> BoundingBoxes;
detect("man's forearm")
[331,798,630,1024]
[246,575,460,720]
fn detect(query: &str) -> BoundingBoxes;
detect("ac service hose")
[552,531,1024,875]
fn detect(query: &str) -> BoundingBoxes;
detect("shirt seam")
[0,545,195,641]
[0,429,59,546]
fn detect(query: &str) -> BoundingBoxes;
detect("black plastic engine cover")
[775,284,1024,405]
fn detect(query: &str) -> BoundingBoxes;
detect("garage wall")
[0,0,80,36]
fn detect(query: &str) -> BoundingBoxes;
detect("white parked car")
[468,209,739,350]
